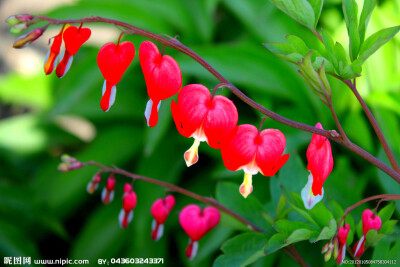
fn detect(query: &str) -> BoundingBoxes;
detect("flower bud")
[324,241,334,262]
[119,190,137,228]
[333,237,339,260]
[87,172,102,194]
[10,23,28,34]
[13,27,45,49]
[61,154,78,164]
[57,162,82,172]
[101,174,115,205]
[6,14,34,25]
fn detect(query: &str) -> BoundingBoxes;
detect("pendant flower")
[101,174,115,205]
[56,24,91,78]
[139,41,182,127]
[337,224,350,265]
[97,40,135,112]
[118,183,137,229]
[171,84,238,167]
[353,209,381,258]
[220,124,289,198]
[179,205,220,260]
[301,122,333,209]
[150,195,175,241]
[86,172,102,194]
[44,26,66,75]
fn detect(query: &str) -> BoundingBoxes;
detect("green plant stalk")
[34,15,400,185]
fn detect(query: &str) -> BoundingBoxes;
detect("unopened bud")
[6,14,34,25]
[57,163,70,172]
[322,242,329,254]
[324,241,334,262]
[61,154,78,164]
[13,27,46,49]
[57,162,82,172]
[10,23,28,34]
[333,237,339,259]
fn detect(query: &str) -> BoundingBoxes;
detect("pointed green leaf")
[378,201,396,223]
[264,233,288,254]
[334,42,348,66]
[359,0,375,43]
[359,26,400,60]
[274,220,316,234]
[308,0,324,27]
[349,19,361,61]
[270,0,315,30]
[379,220,397,235]
[214,232,269,267]
[264,35,310,64]
[285,228,315,244]
[313,219,337,242]
[343,0,358,31]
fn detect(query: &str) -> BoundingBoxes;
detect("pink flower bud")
[6,14,34,25]
[101,174,115,205]
[150,195,175,241]
[13,27,45,48]
[119,191,137,228]
[87,172,102,194]
[338,224,350,245]
[123,183,132,195]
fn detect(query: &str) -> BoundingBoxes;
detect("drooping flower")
[139,41,182,127]
[101,174,115,205]
[171,84,238,167]
[150,195,175,241]
[56,24,91,78]
[301,122,333,209]
[44,25,67,75]
[87,172,102,194]
[336,224,350,265]
[220,124,289,198]
[118,183,137,229]
[97,40,135,112]
[353,209,382,258]
[179,204,220,260]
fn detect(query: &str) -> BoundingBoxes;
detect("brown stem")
[82,160,308,266]
[327,101,349,144]
[344,79,400,173]
[34,16,400,183]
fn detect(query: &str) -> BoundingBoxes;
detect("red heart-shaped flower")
[362,209,382,235]
[63,25,91,55]
[151,195,175,224]
[179,204,220,241]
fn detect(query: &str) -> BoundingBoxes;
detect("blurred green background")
[0,0,399,266]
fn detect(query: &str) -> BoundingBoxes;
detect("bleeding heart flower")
[87,172,102,194]
[101,174,115,205]
[353,209,382,258]
[336,224,350,265]
[171,84,238,167]
[44,26,67,75]
[118,184,137,229]
[56,24,91,78]
[140,41,182,127]
[150,195,175,241]
[220,124,289,198]
[301,122,333,209]
[97,40,135,112]
[179,204,220,260]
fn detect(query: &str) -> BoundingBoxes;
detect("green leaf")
[308,0,324,27]
[270,0,315,30]
[313,219,337,242]
[379,220,397,235]
[216,182,273,233]
[213,232,269,267]
[276,194,289,220]
[343,0,358,31]
[349,19,361,61]
[264,233,288,254]
[359,26,400,60]
[285,228,315,244]
[365,229,385,246]
[264,35,310,64]
[334,42,348,66]
[274,220,316,234]
[358,0,376,43]
[378,201,396,223]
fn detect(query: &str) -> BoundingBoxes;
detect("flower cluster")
[85,171,219,260]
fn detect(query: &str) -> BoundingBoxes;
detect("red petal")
[63,26,91,55]
[203,95,238,149]
[256,129,288,176]
[97,41,135,85]
[139,41,182,101]
[179,205,208,241]
[220,124,258,171]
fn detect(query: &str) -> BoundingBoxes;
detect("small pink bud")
[61,154,78,164]
[6,14,34,25]
[150,195,175,241]
[13,27,45,48]
[57,162,82,172]
[119,191,137,228]
[338,224,350,245]
[57,163,70,172]
[87,172,102,194]
[123,183,132,195]
[101,174,115,205]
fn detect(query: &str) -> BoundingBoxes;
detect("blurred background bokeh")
[0,0,399,266]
